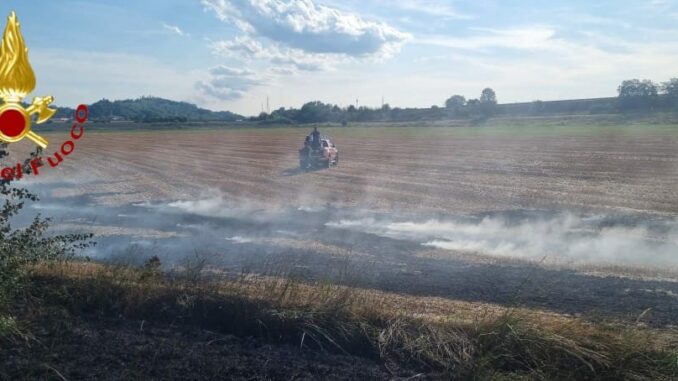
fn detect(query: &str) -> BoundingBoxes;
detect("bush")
[0,144,93,320]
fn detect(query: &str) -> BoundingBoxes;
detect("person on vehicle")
[311,127,321,149]
[303,135,311,157]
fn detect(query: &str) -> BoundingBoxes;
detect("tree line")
[46,78,678,124]
[443,88,498,117]
[617,78,678,111]
[254,77,678,124]
[254,87,498,124]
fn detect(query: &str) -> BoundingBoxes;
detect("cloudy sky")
[4,0,678,115]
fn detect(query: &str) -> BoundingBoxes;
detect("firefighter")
[303,135,311,157]
[311,127,321,149]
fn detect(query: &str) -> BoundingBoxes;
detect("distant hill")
[54,96,243,123]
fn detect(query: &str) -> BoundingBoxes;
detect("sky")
[2,0,678,115]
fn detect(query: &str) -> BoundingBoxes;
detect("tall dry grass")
[14,260,677,380]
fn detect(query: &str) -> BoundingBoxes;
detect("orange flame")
[0,12,35,102]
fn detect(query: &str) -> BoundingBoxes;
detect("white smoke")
[225,235,254,244]
[327,213,678,269]
[164,196,279,221]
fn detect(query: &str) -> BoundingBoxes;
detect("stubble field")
[44,123,678,215]
[20,122,678,326]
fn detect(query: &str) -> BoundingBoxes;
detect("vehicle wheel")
[324,159,331,168]
[300,160,307,170]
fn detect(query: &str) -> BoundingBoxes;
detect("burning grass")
[2,260,676,380]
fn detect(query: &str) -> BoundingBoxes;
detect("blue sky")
[3,0,678,115]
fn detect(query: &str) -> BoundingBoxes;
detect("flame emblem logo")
[0,11,54,149]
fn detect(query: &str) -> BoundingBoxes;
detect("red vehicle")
[299,136,338,169]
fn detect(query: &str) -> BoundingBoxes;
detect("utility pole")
[266,96,270,113]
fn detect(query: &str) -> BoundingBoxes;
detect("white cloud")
[208,65,255,76]
[200,0,411,102]
[195,64,266,100]
[202,0,410,57]
[394,0,472,19]
[210,35,331,71]
[162,23,187,37]
[270,66,296,75]
[416,26,557,51]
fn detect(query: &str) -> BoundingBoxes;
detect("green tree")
[480,88,497,104]
[479,88,497,116]
[661,78,678,109]
[445,95,466,116]
[466,98,481,116]
[298,101,334,123]
[617,79,658,111]
[445,95,466,109]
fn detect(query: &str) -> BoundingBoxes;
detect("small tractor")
[299,135,338,170]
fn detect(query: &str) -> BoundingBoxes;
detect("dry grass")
[7,260,674,380]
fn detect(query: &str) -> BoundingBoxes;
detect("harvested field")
[38,123,678,215]
[12,123,678,327]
